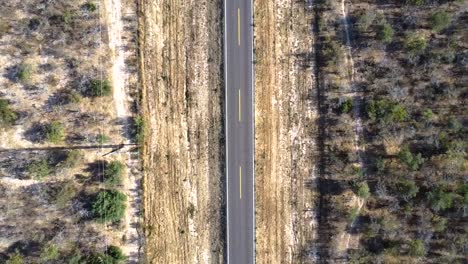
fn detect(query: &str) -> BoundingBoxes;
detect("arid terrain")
[0,0,141,262]
[138,0,224,262]
[254,0,319,262]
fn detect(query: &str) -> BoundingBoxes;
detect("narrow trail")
[103,0,141,262]
[339,0,366,255]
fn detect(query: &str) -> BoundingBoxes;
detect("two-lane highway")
[224,0,255,263]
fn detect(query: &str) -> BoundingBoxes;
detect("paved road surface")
[224,0,255,263]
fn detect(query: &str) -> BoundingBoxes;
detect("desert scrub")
[60,150,83,169]
[104,160,125,186]
[0,99,17,127]
[91,190,127,223]
[88,79,112,97]
[27,159,51,179]
[54,181,77,208]
[45,121,65,144]
[404,34,427,57]
[40,244,60,262]
[377,23,394,44]
[96,133,110,144]
[133,115,145,144]
[430,11,451,32]
[17,63,34,83]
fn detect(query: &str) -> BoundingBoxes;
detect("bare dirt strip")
[138,0,224,262]
[254,0,319,263]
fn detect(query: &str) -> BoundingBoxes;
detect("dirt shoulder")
[138,0,224,262]
[254,0,318,263]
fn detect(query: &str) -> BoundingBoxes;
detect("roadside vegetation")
[313,0,466,262]
[0,0,136,263]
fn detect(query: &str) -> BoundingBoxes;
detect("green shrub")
[63,10,74,24]
[88,79,112,97]
[18,63,34,82]
[447,116,462,131]
[104,160,125,186]
[6,251,23,264]
[431,215,447,232]
[61,150,83,169]
[349,206,360,222]
[97,134,110,144]
[91,190,127,223]
[40,244,60,261]
[422,109,434,122]
[27,159,51,179]
[428,187,454,211]
[64,89,82,104]
[86,253,115,264]
[67,253,83,264]
[83,2,97,12]
[366,99,407,123]
[398,146,424,171]
[430,11,451,32]
[377,23,394,44]
[356,11,375,32]
[406,0,426,6]
[106,245,126,263]
[404,35,427,56]
[408,239,425,257]
[457,184,468,205]
[45,121,65,144]
[0,99,17,127]
[396,179,419,200]
[134,115,146,144]
[339,98,353,114]
[355,182,370,199]
[55,181,77,208]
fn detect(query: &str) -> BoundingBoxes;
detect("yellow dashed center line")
[238,89,241,122]
[238,8,241,46]
[239,166,242,199]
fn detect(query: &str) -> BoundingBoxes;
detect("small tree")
[396,179,419,200]
[377,23,394,44]
[408,239,425,257]
[40,244,60,261]
[6,251,23,264]
[104,161,125,186]
[45,121,65,144]
[430,11,451,32]
[339,98,353,114]
[106,245,126,263]
[91,190,127,223]
[133,115,146,144]
[17,63,34,83]
[428,188,454,211]
[0,99,17,127]
[88,79,112,97]
[27,159,51,179]
[398,146,424,171]
[61,150,83,169]
[355,182,370,199]
[404,35,427,57]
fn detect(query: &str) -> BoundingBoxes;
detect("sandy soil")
[254,0,319,263]
[102,0,142,262]
[139,0,224,262]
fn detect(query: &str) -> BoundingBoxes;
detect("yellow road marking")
[238,89,241,122]
[238,8,240,46]
[239,166,242,199]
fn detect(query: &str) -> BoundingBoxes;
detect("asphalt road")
[224,0,255,263]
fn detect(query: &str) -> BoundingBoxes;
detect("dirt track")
[138,0,224,262]
[254,1,319,263]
